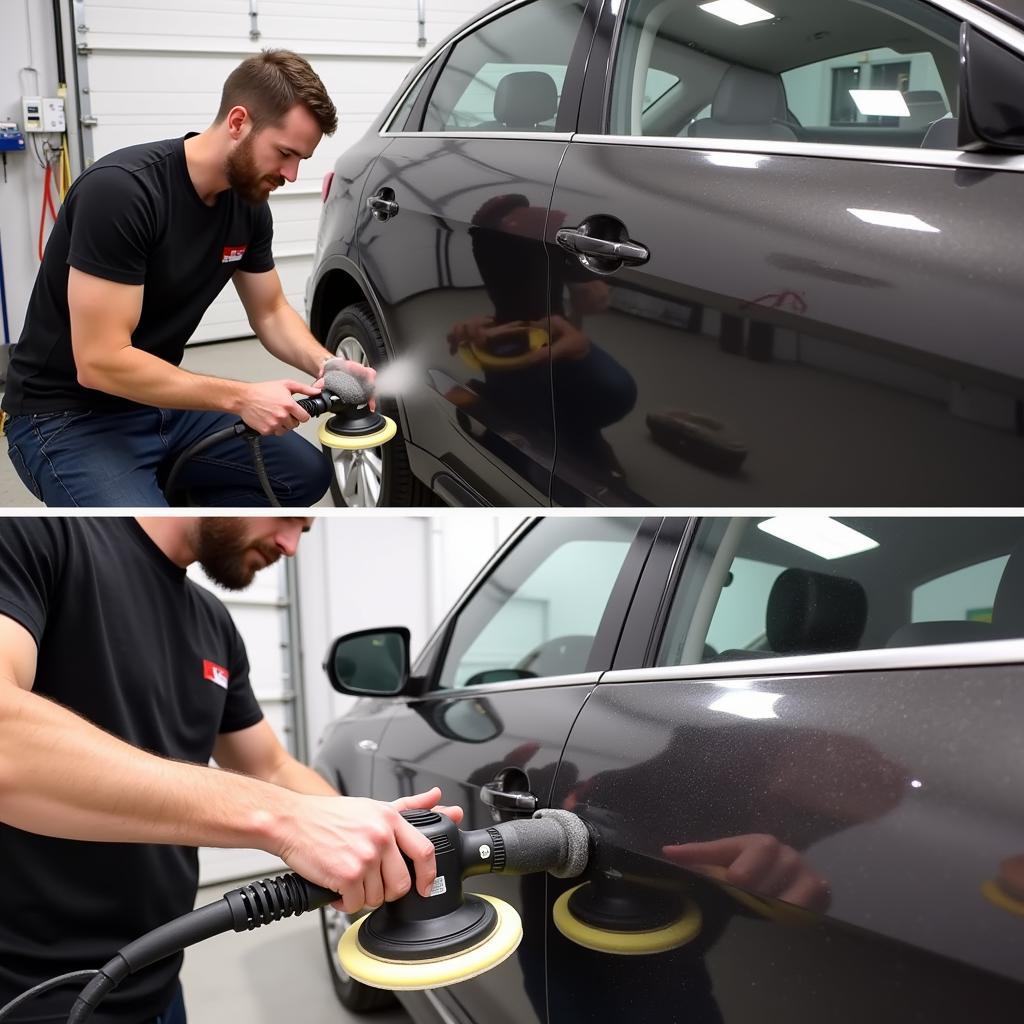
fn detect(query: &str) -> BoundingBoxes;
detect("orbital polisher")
[6,808,590,1024]
[162,367,396,505]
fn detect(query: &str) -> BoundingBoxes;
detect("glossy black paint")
[552,668,1024,1021]
[313,518,1024,1024]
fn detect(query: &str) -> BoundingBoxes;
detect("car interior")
[617,0,962,148]
[659,517,1024,666]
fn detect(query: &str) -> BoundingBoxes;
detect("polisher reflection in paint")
[301,367,397,451]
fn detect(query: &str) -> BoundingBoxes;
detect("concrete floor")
[0,338,334,507]
[181,879,411,1024]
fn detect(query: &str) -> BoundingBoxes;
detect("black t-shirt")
[2,135,274,415]
[0,519,264,1022]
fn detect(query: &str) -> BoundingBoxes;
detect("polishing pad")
[553,883,702,955]
[460,327,549,372]
[338,894,523,990]
[319,415,397,450]
[982,879,1024,917]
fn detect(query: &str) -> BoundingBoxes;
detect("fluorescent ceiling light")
[709,690,782,720]
[699,1,775,26]
[706,152,766,169]
[758,517,879,560]
[847,208,940,233]
[848,90,910,117]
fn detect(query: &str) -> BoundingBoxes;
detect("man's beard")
[194,518,280,590]
[225,133,283,205]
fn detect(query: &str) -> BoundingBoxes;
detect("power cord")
[0,971,98,1022]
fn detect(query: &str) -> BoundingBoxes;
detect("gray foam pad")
[324,369,372,405]
[497,810,589,879]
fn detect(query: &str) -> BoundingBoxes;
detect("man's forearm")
[75,342,247,415]
[0,684,294,856]
[253,302,332,378]
[265,754,339,797]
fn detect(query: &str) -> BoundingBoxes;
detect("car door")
[545,516,1024,1023]
[355,0,601,506]
[368,516,652,1024]
[546,0,1024,506]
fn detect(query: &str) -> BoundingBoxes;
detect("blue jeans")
[151,983,187,1024]
[5,407,332,507]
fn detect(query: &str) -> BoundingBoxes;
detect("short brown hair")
[217,50,337,136]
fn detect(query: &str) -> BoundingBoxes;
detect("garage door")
[71,0,492,343]
[188,557,304,884]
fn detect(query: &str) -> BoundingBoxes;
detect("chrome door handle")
[555,228,649,266]
[367,188,400,220]
[480,781,538,813]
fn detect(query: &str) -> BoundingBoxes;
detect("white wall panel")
[73,0,497,343]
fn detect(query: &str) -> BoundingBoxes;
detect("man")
[2,51,366,507]
[0,517,460,1022]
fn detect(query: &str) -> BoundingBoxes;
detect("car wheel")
[319,905,397,1013]
[324,302,440,507]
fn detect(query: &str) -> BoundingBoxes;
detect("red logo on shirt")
[222,246,247,263]
[203,660,229,689]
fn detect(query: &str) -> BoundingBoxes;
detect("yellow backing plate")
[467,328,548,372]
[319,416,397,450]
[338,893,523,991]
[552,883,702,956]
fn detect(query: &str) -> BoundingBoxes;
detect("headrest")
[766,569,868,655]
[992,540,1024,638]
[903,90,945,105]
[494,71,558,129]
[711,66,788,125]
[886,620,991,648]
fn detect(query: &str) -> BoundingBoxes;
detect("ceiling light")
[848,90,911,117]
[758,517,879,560]
[847,208,940,233]
[706,152,766,169]
[699,1,775,27]
[709,690,782,720]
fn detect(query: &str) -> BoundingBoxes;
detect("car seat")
[687,66,797,142]
[902,90,948,130]
[476,70,558,131]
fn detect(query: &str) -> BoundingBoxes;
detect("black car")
[312,515,1024,1023]
[306,0,1024,507]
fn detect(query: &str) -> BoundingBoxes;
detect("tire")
[319,906,397,1013]
[324,303,441,507]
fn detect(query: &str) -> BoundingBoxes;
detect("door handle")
[367,188,400,221]
[480,781,538,813]
[556,229,649,265]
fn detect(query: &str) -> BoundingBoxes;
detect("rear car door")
[546,516,1024,1022]
[356,0,600,505]
[546,0,1024,505]
[370,516,652,1024]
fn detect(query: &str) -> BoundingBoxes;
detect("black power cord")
[0,873,337,1024]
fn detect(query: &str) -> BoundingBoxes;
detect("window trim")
[600,637,1024,685]
[576,0,1024,166]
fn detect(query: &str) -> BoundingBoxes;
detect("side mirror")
[324,627,410,696]
[958,23,1024,151]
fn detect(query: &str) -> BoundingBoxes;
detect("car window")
[422,0,587,133]
[386,68,430,132]
[608,0,961,150]
[438,518,642,688]
[657,517,1024,667]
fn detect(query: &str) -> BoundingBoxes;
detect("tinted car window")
[386,68,430,132]
[658,517,1024,666]
[438,518,641,688]
[423,0,586,132]
[608,0,960,148]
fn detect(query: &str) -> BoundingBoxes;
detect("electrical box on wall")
[21,97,65,133]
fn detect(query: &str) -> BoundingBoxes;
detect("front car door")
[369,516,652,1024]
[546,516,1024,1022]
[356,0,601,505]
[547,0,1024,505]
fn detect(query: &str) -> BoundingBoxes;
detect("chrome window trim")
[600,638,1024,685]
[422,671,600,699]
[380,0,543,136]
[570,132,1024,171]
[933,0,1024,53]
[382,130,574,141]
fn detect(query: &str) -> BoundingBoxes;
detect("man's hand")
[239,379,322,435]
[318,356,377,413]
[548,315,591,362]
[274,787,464,915]
[662,834,831,912]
